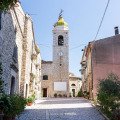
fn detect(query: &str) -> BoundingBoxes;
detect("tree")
[97,73,120,119]
[0,0,18,11]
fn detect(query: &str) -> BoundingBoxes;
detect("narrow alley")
[17,98,105,120]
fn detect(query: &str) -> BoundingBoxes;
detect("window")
[58,35,64,46]
[12,45,18,63]
[0,11,2,30]
[71,84,76,86]
[43,75,48,80]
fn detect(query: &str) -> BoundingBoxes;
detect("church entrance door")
[43,88,47,97]
[72,89,75,97]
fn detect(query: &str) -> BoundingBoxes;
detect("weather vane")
[59,9,64,19]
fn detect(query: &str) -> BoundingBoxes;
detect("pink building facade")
[81,29,120,100]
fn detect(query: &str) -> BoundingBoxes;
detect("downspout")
[91,43,94,100]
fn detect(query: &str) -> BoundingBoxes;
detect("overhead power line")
[93,0,111,41]
[70,44,86,50]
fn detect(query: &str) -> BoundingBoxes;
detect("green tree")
[0,0,18,11]
[97,73,120,119]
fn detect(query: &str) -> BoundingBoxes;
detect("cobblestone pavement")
[16,98,105,120]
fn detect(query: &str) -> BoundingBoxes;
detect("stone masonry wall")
[0,11,18,94]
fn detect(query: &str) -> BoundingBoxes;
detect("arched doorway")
[10,76,15,95]
[72,89,75,97]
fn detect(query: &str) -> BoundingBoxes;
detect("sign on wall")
[54,82,67,91]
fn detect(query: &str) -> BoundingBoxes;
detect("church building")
[41,13,81,97]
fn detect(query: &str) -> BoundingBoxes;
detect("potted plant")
[26,95,35,106]
[54,93,57,98]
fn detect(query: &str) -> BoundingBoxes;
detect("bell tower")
[52,11,69,96]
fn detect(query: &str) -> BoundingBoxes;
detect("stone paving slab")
[16,98,105,120]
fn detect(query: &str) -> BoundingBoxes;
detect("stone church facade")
[41,15,81,97]
[0,2,41,98]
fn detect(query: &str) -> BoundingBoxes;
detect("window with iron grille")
[43,75,48,80]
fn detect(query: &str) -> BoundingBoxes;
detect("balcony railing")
[31,53,37,60]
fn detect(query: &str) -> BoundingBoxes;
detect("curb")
[91,103,110,120]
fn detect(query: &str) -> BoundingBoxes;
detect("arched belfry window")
[58,35,64,46]
[71,84,76,86]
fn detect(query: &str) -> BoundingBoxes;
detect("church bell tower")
[52,11,69,96]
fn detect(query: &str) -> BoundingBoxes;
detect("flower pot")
[27,102,33,106]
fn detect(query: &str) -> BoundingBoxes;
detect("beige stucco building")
[69,73,82,97]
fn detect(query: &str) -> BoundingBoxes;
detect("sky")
[20,0,120,77]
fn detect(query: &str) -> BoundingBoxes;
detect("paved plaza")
[16,98,105,120]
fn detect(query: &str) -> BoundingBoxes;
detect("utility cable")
[93,0,111,42]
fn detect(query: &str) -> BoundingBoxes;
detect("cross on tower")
[59,9,64,19]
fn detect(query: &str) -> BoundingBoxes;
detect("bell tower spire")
[58,9,64,19]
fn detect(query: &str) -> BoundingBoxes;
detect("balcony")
[30,73,36,80]
[81,61,87,68]
[79,68,86,74]
[31,53,37,60]
[35,44,40,54]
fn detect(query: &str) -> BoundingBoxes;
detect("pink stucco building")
[81,27,120,99]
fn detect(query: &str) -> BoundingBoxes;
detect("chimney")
[114,26,119,35]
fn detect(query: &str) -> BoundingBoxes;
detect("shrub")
[63,94,67,97]
[26,94,35,103]
[77,89,83,97]
[97,73,120,119]
[58,94,62,97]
[54,93,57,98]
[0,94,11,113]
[26,97,33,103]
[111,109,120,120]
[83,91,89,99]
[0,94,26,118]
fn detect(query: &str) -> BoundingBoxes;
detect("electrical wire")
[93,0,111,42]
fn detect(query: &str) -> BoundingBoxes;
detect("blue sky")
[20,0,120,76]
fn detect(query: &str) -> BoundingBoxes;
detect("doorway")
[25,84,28,98]
[43,88,47,97]
[72,89,75,97]
[10,76,15,95]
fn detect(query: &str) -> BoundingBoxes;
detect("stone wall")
[0,3,42,98]
[0,11,18,94]
[41,61,53,97]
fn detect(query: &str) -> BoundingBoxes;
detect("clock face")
[58,51,63,56]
